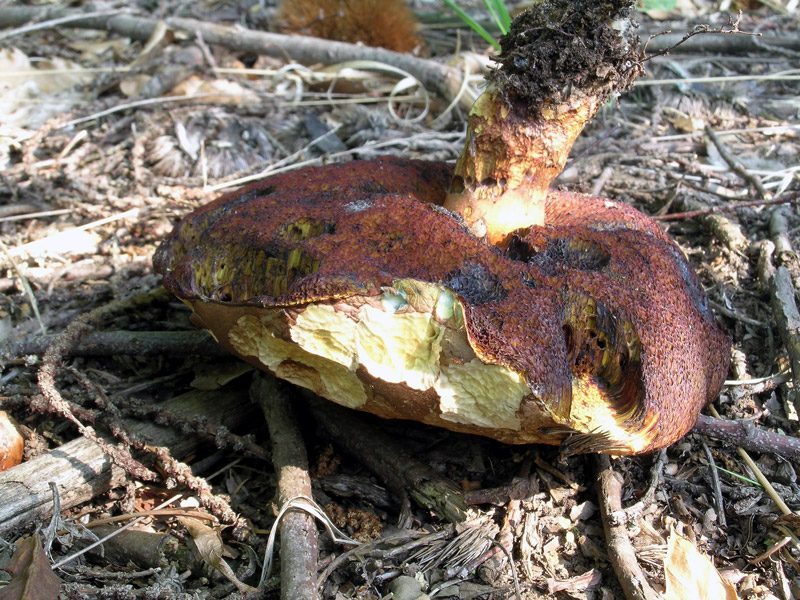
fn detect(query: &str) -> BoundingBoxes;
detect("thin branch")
[643,13,760,61]
[251,374,319,600]
[693,414,800,462]
[704,124,770,200]
[595,455,661,600]
[0,7,465,103]
[652,194,797,221]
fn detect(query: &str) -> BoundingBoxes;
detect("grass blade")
[484,0,511,34]
[442,0,501,50]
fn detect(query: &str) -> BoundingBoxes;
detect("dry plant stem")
[305,395,466,524]
[126,402,269,462]
[621,450,666,520]
[737,446,791,516]
[595,455,661,600]
[704,124,770,200]
[0,7,463,104]
[0,387,257,536]
[693,414,800,462]
[4,329,226,358]
[152,446,249,538]
[251,374,319,600]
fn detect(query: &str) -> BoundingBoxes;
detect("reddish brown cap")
[154,156,729,454]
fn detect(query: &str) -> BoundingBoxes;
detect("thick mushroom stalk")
[445,0,641,244]
[153,0,730,455]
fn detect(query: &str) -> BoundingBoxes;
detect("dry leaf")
[169,76,260,105]
[178,517,256,594]
[0,535,61,600]
[664,529,740,600]
[0,411,24,471]
[119,74,151,98]
[67,38,131,62]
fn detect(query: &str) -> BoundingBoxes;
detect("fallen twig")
[757,216,800,414]
[251,374,319,600]
[0,386,257,536]
[0,7,466,104]
[693,414,800,461]
[652,194,797,221]
[704,124,770,200]
[700,440,727,529]
[642,13,767,60]
[595,455,661,600]
[37,309,158,482]
[664,196,749,253]
[3,329,225,359]
[35,293,250,534]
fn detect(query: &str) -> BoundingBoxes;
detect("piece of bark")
[595,455,661,600]
[305,395,466,524]
[250,374,318,600]
[0,386,257,536]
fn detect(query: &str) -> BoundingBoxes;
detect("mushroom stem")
[445,88,601,244]
[443,0,641,245]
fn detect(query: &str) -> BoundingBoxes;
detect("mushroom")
[154,0,730,455]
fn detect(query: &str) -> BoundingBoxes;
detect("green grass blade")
[486,0,511,34]
[442,0,501,50]
[713,465,760,487]
[483,0,504,34]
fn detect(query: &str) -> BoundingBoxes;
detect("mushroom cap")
[154,156,730,454]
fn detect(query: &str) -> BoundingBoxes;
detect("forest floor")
[0,0,799,598]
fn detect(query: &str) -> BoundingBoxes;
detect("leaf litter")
[0,0,798,598]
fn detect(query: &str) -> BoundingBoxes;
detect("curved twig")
[595,455,661,600]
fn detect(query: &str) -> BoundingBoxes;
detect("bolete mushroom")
[154,0,730,455]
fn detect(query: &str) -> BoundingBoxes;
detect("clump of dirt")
[489,0,642,113]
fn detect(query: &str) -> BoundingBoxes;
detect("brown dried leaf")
[664,529,739,600]
[169,77,259,105]
[0,535,61,600]
[178,517,256,594]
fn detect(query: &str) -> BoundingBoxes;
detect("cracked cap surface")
[154,156,730,454]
